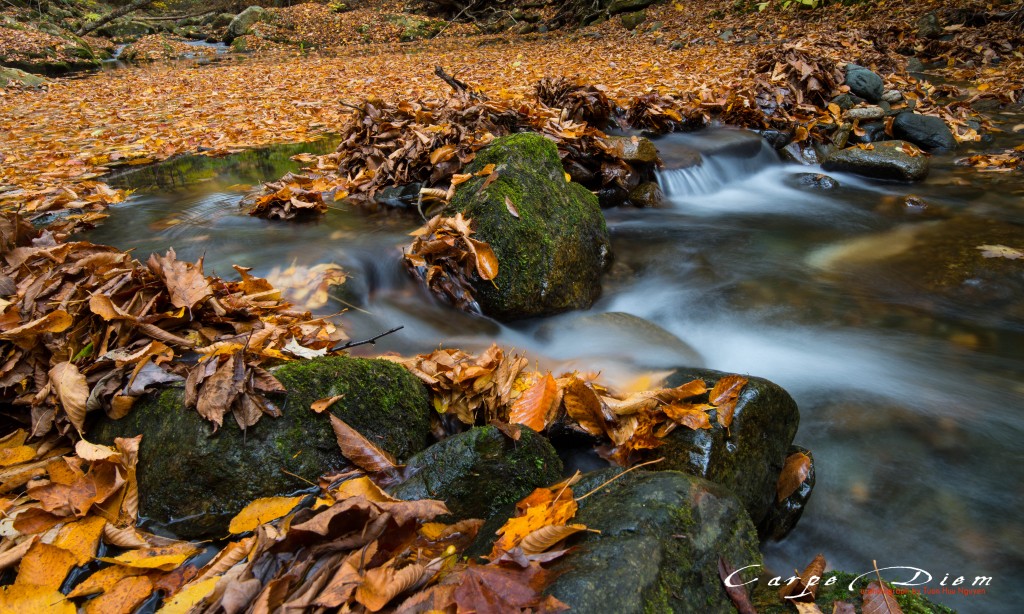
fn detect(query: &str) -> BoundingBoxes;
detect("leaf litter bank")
[1,0,1022,610]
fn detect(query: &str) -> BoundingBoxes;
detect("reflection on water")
[86,117,1024,612]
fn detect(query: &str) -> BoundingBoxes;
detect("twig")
[436,0,476,37]
[331,326,404,352]
[575,457,665,502]
[434,65,486,101]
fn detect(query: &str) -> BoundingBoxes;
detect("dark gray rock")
[608,0,657,15]
[657,368,800,528]
[448,133,611,320]
[760,446,815,541]
[629,181,663,207]
[92,356,432,538]
[786,172,840,191]
[544,470,762,613]
[844,63,884,103]
[388,425,562,519]
[916,12,942,39]
[822,140,930,182]
[892,111,957,151]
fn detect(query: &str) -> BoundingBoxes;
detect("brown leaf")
[468,238,499,281]
[504,195,520,218]
[147,248,212,310]
[509,373,559,432]
[452,564,566,614]
[718,557,757,614]
[777,452,812,502]
[862,580,905,614]
[355,560,427,612]
[329,414,400,477]
[562,378,606,437]
[311,394,345,413]
[709,375,748,428]
[195,355,243,429]
[779,553,826,601]
[519,523,587,555]
[48,362,90,434]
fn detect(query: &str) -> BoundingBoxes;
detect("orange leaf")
[329,414,400,476]
[509,373,559,432]
[228,495,304,534]
[14,542,78,590]
[776,452,812,502]
[311,395,345,413]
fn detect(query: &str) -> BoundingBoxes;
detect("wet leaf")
[155,577,219,614]
[509,373,559,432]
[100,543,201,571]
[519,523,587,554]
[977,244,1024,260]
[53,515,106,565]
[147,249,212,310]
[81,575,153,614]
[14,541,78,590]
[708,375,748,429]
[228,496,305,534]
[862,580,905,614]
[777,451,812,502]
[0,584,75,614]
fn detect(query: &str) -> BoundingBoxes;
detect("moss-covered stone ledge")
[91,356,432,539]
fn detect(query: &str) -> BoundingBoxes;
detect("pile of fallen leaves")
[403,213,499,313]
[0,212,345,438]
[956,143,1024,172]
[392,343,749,466]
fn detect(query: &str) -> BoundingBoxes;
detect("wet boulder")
[449,132,611,320]
[388,425,562,519]
[822,140,929,182]
[544,469,762,613]
[601,135,660,164]
[91,356,432,539]
[844,63,884,103]
[224,6,268,42]
[892,111,957,151]
[657,368,800,528]
[760,446,815,541]
[628,181,663,207]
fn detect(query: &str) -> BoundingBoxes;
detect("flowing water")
[85,116,1024,611]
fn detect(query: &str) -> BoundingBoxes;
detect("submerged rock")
[536,311,703,368]
[786,172,840,191]
[92,356,431,538]
[658,367,800,529]
[449,132,611,320]
[892,111,957,151]
[844,63,884,103]
[601,135,660,164]
[388,425,562,519]
[544,469,762,613]
[822,140,929,182]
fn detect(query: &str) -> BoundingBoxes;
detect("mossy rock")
[91,356,431,539]
[822,140,930,182]
[658,368,800,531]
[385,14,443,42]
[449,132,611,320]
[224,6,268,42]
[0,66,47,87]
[388,425,562,519]
[544,469,763,613]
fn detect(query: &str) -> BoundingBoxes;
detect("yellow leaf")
[53,516,106,566]
[82,575,153,614]
[333,476,398,503]
[155,577,219,614]
[227,495,304,534]
[0,584,75,614]
[68,565,149,598]
[14,542,78,590]
[0,310,73,340]
[311,395,344,414]
[0,446,35,468]
[429,144,456,165]
[100,543,200,571]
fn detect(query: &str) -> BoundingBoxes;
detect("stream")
[85,116,1024,611]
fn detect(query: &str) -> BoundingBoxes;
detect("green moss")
[389,425,562,519]
[91,356,431,538]
[449,133,610,320]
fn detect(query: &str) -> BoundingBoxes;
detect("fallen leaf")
[311,394,345,413]
[509,373,559,432]
[228,496,304,534]
[777,451,812,502]
[504,195,520,218]
[48,362,90,433]
[977,244,1024,260]
[329,414,401,477]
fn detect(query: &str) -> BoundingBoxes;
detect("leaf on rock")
[228,495,305,534]
[708,375,748,429]
[777,451,812,502]
[519,523,587,555]
[312,394,345,414]
[862,580,905,614]
[718,557,757,614]
[504,195,520,218]
[509,373,559,432]
[329,415,400,477]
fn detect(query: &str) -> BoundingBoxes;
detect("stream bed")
[86,116,1024,612]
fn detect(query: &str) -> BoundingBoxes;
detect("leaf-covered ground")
[2,0,1021,214]
[1,0,1022,611]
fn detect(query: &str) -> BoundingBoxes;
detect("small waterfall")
[655,131,780,198]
